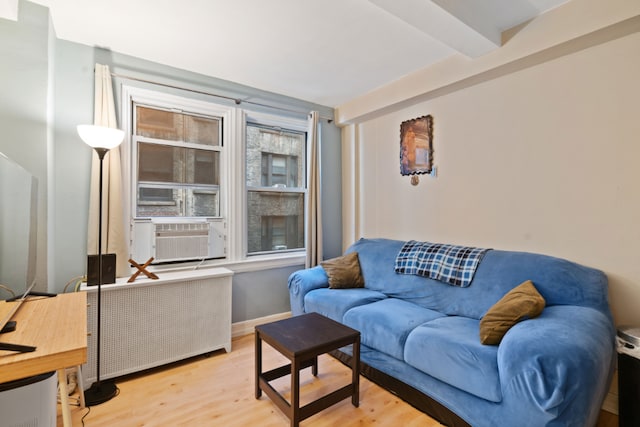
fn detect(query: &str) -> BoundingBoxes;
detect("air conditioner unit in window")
[131,218,225,263]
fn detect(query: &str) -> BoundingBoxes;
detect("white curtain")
[305,111,323,268]
[87,64,128,277]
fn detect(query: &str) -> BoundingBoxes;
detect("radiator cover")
[81,268,233,385]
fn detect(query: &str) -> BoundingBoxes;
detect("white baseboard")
[232,311,291,338]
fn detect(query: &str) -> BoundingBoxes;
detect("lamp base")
[84,380,117,406]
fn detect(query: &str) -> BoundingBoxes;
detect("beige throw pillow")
[321,252,365,289]
[479,280,546,345]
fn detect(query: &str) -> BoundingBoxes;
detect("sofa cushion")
[346,238,439,298]
[404,316,502,402]
[321,252,365,289]
[304,288,386,323]
[479,280,546,345]
[343,298,444,360]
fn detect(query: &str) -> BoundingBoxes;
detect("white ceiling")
[13,0,567,107]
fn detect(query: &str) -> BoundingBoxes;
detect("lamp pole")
[77,125,123,406]
[83,147,117,406]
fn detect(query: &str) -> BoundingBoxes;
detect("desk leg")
[76,366,86,408]
[255,332,262,399]
[58,369,72,427]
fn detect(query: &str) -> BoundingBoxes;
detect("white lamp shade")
[77,125,125,149]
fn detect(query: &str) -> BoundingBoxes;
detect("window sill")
[225,252,306,273]
[144,251,306,276]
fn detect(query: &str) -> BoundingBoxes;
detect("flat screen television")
[0,152,38,300]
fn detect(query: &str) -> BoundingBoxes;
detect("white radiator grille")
[155,222,210,262]
[82,270,232,385]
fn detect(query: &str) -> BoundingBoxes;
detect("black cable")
[80,406,90,427]
[79,385,120,426]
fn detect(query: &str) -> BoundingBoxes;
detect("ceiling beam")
[0,0,18,21]
[369,0,501,58]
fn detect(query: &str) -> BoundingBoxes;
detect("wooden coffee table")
[255,312,360,426]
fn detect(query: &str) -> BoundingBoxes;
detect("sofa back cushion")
[346,238,610,320]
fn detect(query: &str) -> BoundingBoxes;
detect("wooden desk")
[0,292,87,427]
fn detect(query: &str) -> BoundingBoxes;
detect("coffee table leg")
[352,336,360,407]
[312,356,318,376]
[291,358,301,427]
[255,331,262,399]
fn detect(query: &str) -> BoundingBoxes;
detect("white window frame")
[121,85,307,272]
[240,111,309,260]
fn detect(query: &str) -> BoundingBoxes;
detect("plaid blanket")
[394,240,491,287]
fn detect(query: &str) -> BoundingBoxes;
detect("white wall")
[341,17,640,327]
[0,0,51,294]
[2,1,342,323]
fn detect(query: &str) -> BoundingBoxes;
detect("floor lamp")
[77,124,124,406]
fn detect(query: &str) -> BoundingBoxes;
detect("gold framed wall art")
[400,114,433,176]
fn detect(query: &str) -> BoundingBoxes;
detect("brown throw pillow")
[479,280,545,345]
[321,252,365,289]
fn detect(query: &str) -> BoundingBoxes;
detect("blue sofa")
[288,238,616,427]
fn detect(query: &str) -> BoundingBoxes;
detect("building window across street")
[246,123,306,255]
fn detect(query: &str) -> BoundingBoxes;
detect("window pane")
[187,188,219,217]
[138,143,219,186]
[246,125,305,188]
[247,191,304,253]
[139,187,173,202]
[138,143,181,183]
[137,186,219,217]
[136,106,182,141]
[268,217,286,248]
[271,156,286,186]
[272,157,286,174]
[246,122,306,254]
[188,149,219,185]
[287,156,298,188]
[136,105,220,146]
[137,186,181,217]
[184,115,220,146]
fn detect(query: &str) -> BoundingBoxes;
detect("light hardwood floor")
[59,334,618,426]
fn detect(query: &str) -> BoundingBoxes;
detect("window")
[246,123,306,255]
[123,85,310,266]
[262,216,299,250]
[261,153,297,187]
[134,105,222,218]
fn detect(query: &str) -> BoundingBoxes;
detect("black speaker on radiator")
[87,254,116,286]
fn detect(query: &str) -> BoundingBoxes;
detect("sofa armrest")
[288,266,329,315]
[497,305,615,426]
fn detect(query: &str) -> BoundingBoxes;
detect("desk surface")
[0,292,87,383]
